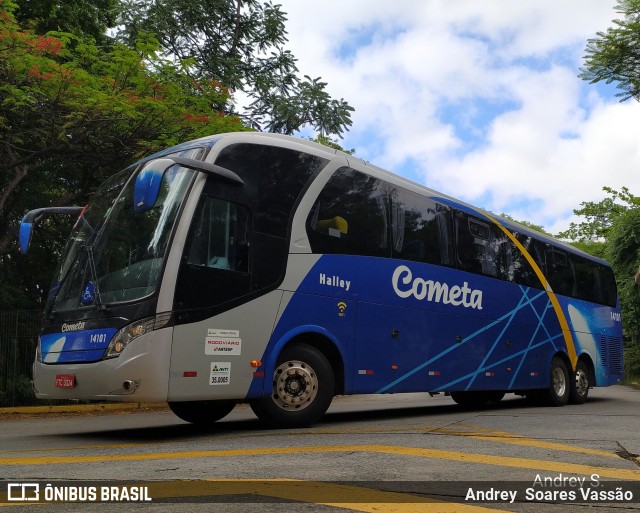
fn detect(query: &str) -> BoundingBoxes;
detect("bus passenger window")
[546,248,576,297]
[389,188,454,267]
[307,167,389,257]
[455,213,488,275]
[513,234,545,289]
[186,197,249,273]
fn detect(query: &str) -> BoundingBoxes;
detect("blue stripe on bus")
[375,289,548,393]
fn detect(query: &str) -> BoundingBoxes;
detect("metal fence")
[0,310,42,407]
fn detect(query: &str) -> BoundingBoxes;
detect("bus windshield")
[49,164,196,313]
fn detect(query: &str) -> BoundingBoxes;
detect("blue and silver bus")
[20,132,623,427]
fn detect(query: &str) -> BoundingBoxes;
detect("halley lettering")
[319,273,351,292]
[392,265,483,310]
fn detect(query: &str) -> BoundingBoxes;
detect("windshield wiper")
[84,243,107,311]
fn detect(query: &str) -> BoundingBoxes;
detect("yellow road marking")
[293,423,620,460]
[433,424,618,459]
[1,444,638,480]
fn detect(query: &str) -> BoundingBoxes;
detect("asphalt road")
[1,385,640,512]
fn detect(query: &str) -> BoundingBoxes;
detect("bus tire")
[168,400,236,425]
[545,357,570,406]
[487,391,505,403]
[569,360,590,405]
[450,391,490,408]
[250,343,335,428]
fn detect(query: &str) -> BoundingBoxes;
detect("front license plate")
[55,374,75,388]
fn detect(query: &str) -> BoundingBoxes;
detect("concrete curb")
[0,402,168,415]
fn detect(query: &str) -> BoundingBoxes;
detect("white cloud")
[276,0,640,234]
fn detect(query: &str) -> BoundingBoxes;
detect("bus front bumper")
[32,327,173,403]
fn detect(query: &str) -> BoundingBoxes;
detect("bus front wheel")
[250,343,335,428]
[168,400,236,425]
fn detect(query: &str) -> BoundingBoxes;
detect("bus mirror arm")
[169,156,244,186]
[19,206,85,254]
[134,157,243,214]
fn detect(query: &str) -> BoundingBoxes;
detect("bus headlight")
[104,317,156,359]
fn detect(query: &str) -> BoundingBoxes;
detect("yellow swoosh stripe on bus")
[479,211,577,370]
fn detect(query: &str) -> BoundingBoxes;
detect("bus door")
[169,192,255,400]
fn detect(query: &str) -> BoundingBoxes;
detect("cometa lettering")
[62,321,86,332]
[392,265,483,310]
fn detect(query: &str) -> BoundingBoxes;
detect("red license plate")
[55,374,75,388]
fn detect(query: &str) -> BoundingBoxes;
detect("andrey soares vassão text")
[465,474,634,504]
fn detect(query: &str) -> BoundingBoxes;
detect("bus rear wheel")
[250,343,335,428]
[544,357,570,406]
[569,360,590,404]
[168,400,236,425]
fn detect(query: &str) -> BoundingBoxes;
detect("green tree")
[558,186,640,375]
[580,0,640,102]
[557,186,640,242]
[0,0,246,307]
[607,207,640,375]
[117,0,354,138]
[608,208,640,336]
[14,0,120,44]
[573,0,640,374]
[310,134,355,155]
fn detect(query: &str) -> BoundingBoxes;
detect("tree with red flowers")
[0,0,246,307]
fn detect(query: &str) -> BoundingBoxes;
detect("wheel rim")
[272,359,318,411]
[574,368,589,397]
[552,366,566,397]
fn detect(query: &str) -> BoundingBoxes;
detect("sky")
[272,0,640,235]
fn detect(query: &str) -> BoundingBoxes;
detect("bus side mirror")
[133,159,175,214]
[19,222,34,254]
[19,206,84,254]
